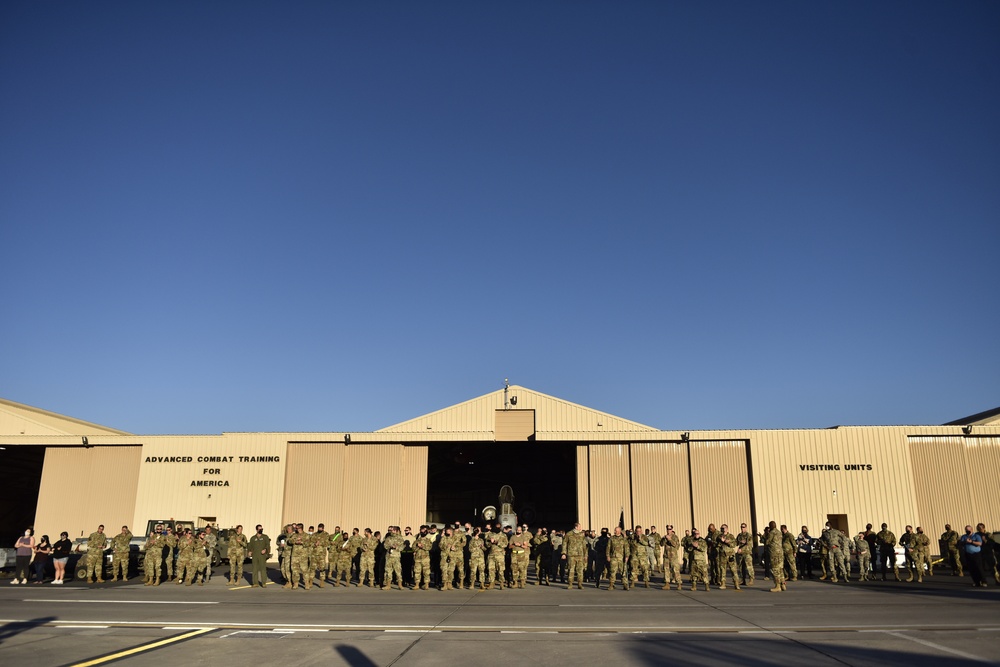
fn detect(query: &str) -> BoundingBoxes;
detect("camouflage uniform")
[486,530,507,589]
[468,532,487,589]
[853,534,871,580]
[911,530,930,582]
[660,531,682,589]
[717,529,741,590]
[202,529,217,581]
[358,532,379,587]
[705,526,720,585]
[382,531,405,589]
[438,532,459,590]
[689,536,710,591]
[192,534,211,585]
[286,530,312,589]
[86,529,108,583]
[143,531,164,585]
[563,528,588,589]
[175,534,195,585]
[680,533,693,574]
[900,528,916,582]
[413,532,434,589]
[453,528,468,588]
[735,529,754,585]
[876,527,898,581]
[781,530,798,581]
[333,533,356,587]
[111,529,132,581]
[509,530,531,588]
[278,526,294,585]
[766,527,786,591]
[228,530,248,585]
[310,530,329,587]
[530,531,549,584]
[628,531,651,588]
[822,528,848,582]
[327,530,344,580]
[606,531,630,590]
[941,527,962,576]
[647,529,662,573]
[163,530,178,580]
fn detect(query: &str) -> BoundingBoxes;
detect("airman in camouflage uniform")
[735,523,754,586]
[332,531,355,587]
[438,528,459,590]
[202,526,217,582]
[900,525,916,582]
[175,531,195,585]
[143,526,164,586]
[876,523,899,581]
[228,525,248,585]
[562,523,588,590]
[357,528,378,587]
[509,526,531,588]
[110,525,132,581]
[680,530,693,574]
[648,526,662,574]
[854,532,871,581]
[278,524,294,585]
[192,532,211,585]
[705,524,720,585]
[629,526,652,588]
[486,528,508,589]
[606,526,630,591]
[911,527,930,583]
[86,525,108,583]
[162,526,178,580]
[413,526,434,590]
[452,524,468,588]
[382,526,405,590]
[531,528,550,585]
[310,525,330,587]
[941,524,962,576]
[781,525,798,581]
[689,529,710,591]
[467,528,487,590]
[766,521,786,592]
[326,526,343,580]
[660,526,682,590]
[821,524,848,582]
[717,524,741,590]
[285,524,312,589]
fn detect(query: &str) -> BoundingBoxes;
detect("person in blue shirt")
[957,525,985,587]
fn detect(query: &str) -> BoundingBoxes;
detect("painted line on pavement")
[25,599,218,605]
[886,631,993,664]
[64,628,214,667]
[59,625,109,629]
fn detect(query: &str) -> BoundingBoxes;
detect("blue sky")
[2,2,997,434]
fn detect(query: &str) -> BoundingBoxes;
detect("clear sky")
[2,2,997,435]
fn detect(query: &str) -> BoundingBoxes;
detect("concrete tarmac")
[1,568,998,666]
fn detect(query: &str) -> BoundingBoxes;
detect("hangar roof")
[377,385,659,436]
[0,398,131,437]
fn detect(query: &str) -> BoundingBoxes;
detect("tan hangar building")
[1,386,998,548]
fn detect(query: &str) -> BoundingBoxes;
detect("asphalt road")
[1,568,998,666]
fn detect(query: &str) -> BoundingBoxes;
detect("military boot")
[153,578,160,586]
[770,584,782,592]
[317,579,324,588]
[831,577,838,583]
[644,581,649,589]
[691,583,697,591]
[735,583,741,591]
[780,581,787,591]
[818,575,827,581]
[661,582,671,590]
[283,582,292,589]
[906,572,913,582]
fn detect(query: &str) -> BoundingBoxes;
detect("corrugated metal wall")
[340,444,404,531]
[690,441,750,530]
[631,442,690,530]
[963,436,1000,526]
[587,444,631,529]
[401,446,429,529]
[282,442,346,529]
[749,427,919,539]
[494,410,535,441]
[35,446,142,539]
[131,434,287,537]
[908,436,975,534]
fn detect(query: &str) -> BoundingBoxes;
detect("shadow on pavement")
[0,616,57,645]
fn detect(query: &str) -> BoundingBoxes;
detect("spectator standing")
[958,525,986,587]
[32,535,52,583]
[11,528,34,584]
[52,532,72,584]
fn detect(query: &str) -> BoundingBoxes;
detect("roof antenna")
[503,378,509,410]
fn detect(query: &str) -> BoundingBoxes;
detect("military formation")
[71,518,999,592]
